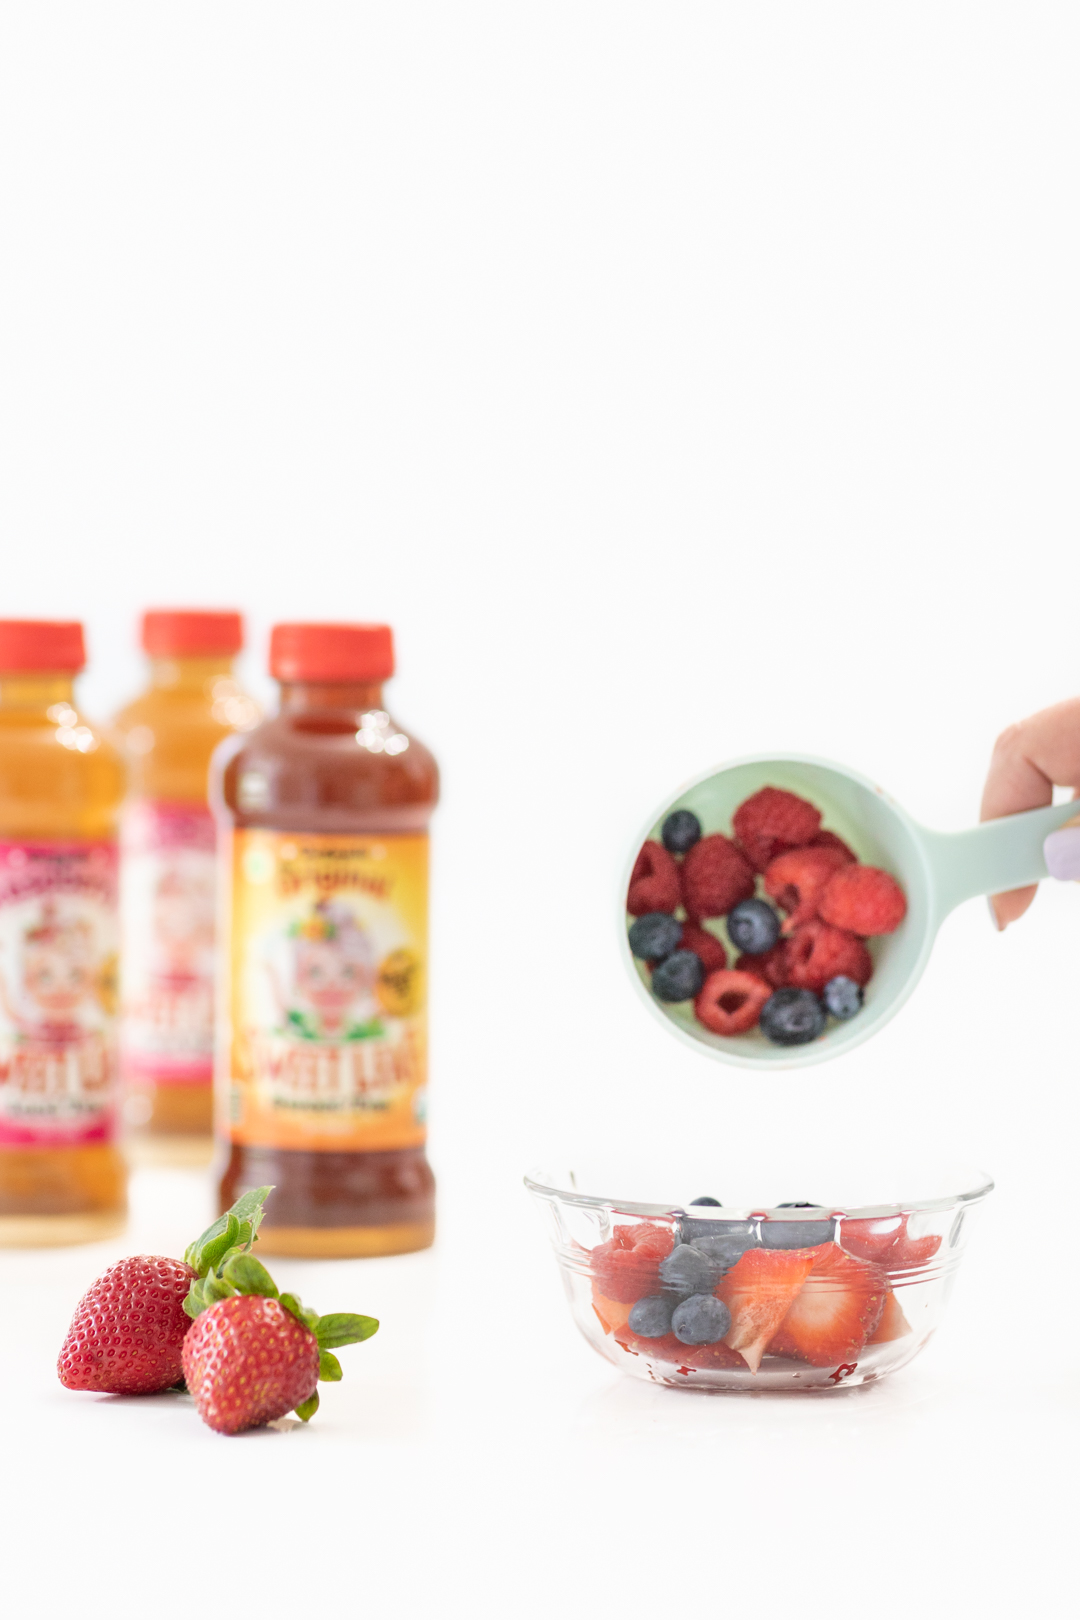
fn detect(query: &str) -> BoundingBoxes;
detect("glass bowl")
[526,1163,993,1392]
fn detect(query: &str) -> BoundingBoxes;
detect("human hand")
[981,696,1080,929]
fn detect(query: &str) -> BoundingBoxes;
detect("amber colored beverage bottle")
[0,620,127,1245]
[111,611,258,1157]
[215,623,438,1257]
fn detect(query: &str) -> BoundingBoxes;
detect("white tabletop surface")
[4,1147,1074,1620]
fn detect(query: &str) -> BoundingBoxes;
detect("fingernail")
[1044,825,1080,880]
[987,896,1004,932]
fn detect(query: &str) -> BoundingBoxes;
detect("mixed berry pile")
[590,1200,941,1375]
[627,786,907,1045]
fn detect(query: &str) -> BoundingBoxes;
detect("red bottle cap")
[269,623,395,683]
[141,610,244,657]
[0,620,86,672]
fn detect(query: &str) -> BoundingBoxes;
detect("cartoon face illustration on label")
[227,831,429,1152]
[0,842,119,1145]
[120,804,217,1086]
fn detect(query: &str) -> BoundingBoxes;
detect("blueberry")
[651,949,705,1003]
[628,912,683,962]
[759,987,826,1045]
[661,809,702,855]
[690,1196,722,1206]
[761,1206,835,1248]
[628,1294,676,1338]
[823,975,863,1020]
[681,1215,758,1248]
[689,1233,755,1272]
[671,1293,733,1345]
[658,1243,721,1296]
[726,898,781,955]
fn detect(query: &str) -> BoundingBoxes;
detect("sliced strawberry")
[767,1244,887,1367]
[868,1290,911,1344]
[888,1230,942,1269]
[613,1322,745,1370]
[718,1246,824,1373]
[678,922,728,974]
[694,968,771,1035]
[627,841,681,916]
[838,1215,906,1264]
[589,1222,676,1304]
[677,1338,746,1370]
[591,1291,634,1337]
[764,845,851,933]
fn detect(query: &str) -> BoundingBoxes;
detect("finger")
[981,698,1080,928]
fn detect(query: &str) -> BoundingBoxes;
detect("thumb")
[1044,812,1080,880]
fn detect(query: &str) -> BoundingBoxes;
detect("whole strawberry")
[58,1255,196,1394]
[57,1185,274,1398]
[181,1251,378,1435]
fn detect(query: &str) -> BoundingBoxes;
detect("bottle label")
[120,802,217,1088]
[0,841,119,1145]
[226,831,428,1151]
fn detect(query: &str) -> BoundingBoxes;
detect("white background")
[1,4,1078,1616]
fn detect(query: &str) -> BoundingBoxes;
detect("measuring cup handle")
[923,800,1080,921]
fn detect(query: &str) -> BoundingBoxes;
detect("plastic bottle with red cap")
[0,620,127,1245]
[111,611,259,1158]
[212,622,439,1257]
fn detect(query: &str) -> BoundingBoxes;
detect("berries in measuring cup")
[727,897,781,955]
[661,808,702,854]
[651,949,705,1003]
[627,783,906,1045]
[627,912,683,962]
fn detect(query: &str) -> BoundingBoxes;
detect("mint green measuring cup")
[624,753,1077,1070]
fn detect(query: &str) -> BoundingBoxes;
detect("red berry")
[732,788,822,873]
[735,945,788,987]
[809,830,857,863]
[818,865,907,936]
[57,1255,197,1395]
[763,845,851,933]
[680,834,755,922]
[781,918,872,995]
[694,969,772,1035]
[590,1223,675,1304]
[181,1294,320,1436]
[678,922,728,973]
[627,841,681,916]
[767,1245,887,1367]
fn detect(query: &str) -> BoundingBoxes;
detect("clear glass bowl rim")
[524,1165,994,1222]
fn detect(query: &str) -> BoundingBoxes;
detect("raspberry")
[694,969,772,1035]
[590,1222,675,1304]
[818,864,907,936]
[763,845,850,933]
[681,834,755,922]
[736,945,788,988]
[782,919,871,995]
[809,830,857,863]
[627,840,681,916]
[732,787,822,872]
[678,922,728,974]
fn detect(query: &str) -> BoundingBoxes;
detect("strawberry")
[717,1246,824,1373]
[840,1213,941,1270]
[56,1185,273,1397]
[887,1229,942,1269]
[592,1292,634,1336]
[764,845,850,933]
[57,1256,197,1395]
[869,1290,911,1344]
[181,1250,378,1435]
[590,1222,675,1305]
[614,1322,744,1369]
[767,1244,887,1367]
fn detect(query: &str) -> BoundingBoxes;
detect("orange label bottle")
[214,622,438,1257]
[111,610,258,1156]
[0,620,127,1245]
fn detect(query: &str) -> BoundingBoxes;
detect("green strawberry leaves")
[180,1186,380,1424]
